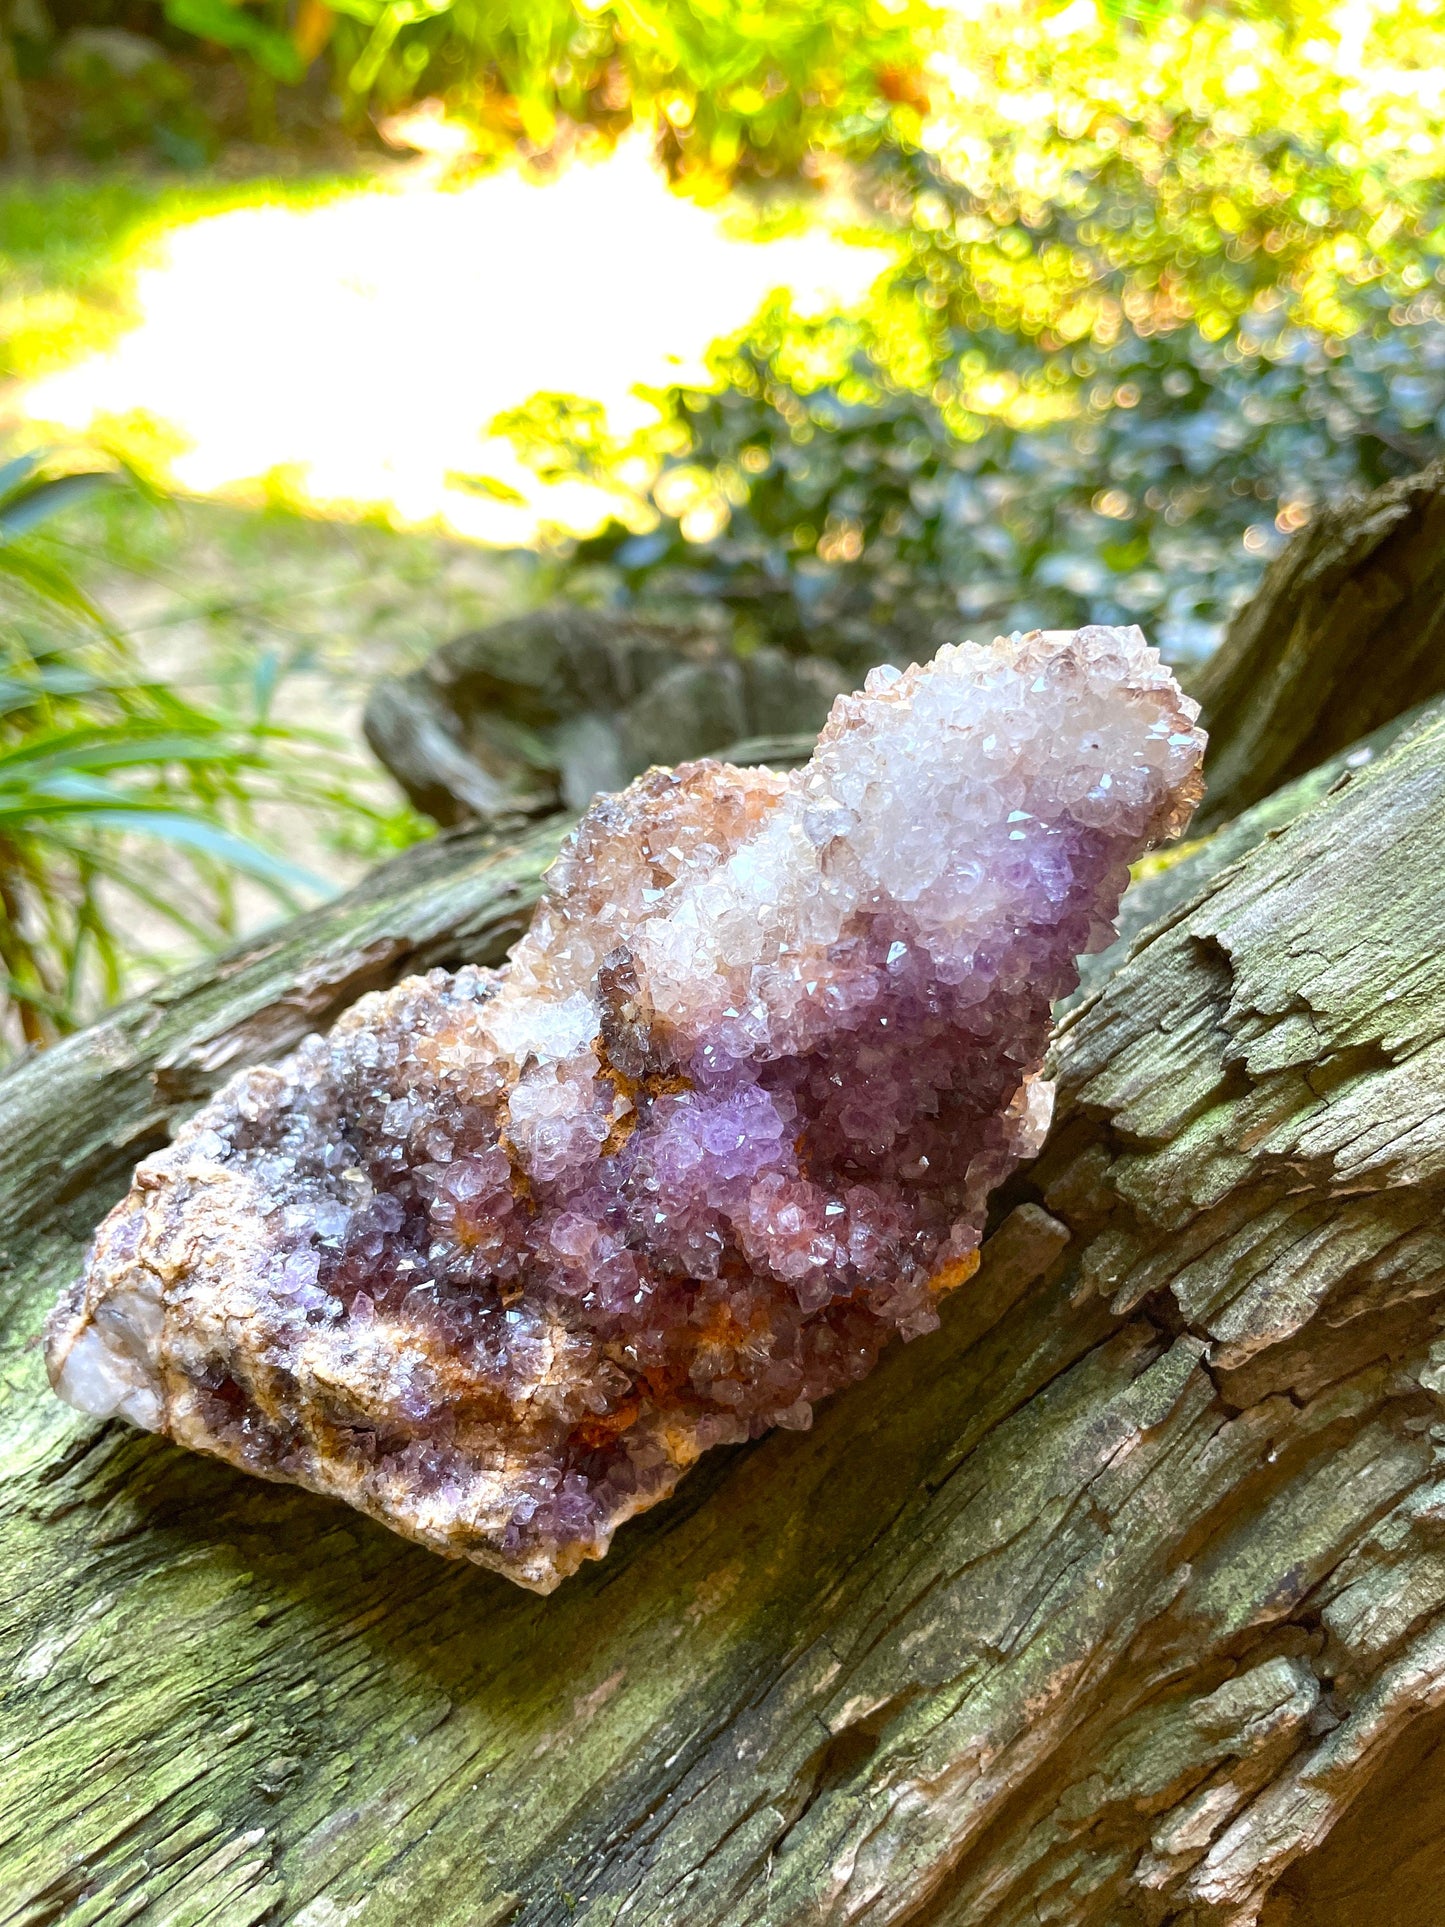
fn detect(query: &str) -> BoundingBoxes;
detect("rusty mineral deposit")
[47,626,1204,1590]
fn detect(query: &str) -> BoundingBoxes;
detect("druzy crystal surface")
[48,627,1204,1591]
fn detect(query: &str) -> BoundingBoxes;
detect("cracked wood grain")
[6,710,1445,1925]
[1194,458,1445,828]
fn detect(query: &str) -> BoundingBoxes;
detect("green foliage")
[528,0,1445,663]
[161,0,304,84]
[333,0,937,187]
[562,285,1443,667]
[0,454,406,1056]
[28,0,937,187]
[886,0,1445,375]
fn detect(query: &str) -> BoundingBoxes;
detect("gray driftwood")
[1194,459,1445,827]
[361,609,844,825]
[5,668,1445,1922]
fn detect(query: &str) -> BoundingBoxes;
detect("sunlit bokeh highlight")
[20,141,889,541]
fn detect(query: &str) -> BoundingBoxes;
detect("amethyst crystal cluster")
[48,627,1204,1590]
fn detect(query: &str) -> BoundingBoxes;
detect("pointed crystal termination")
[47,627,1204,1591]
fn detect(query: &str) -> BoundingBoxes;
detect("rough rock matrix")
[47,627,1204,1591]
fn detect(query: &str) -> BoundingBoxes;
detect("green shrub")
[527,0,1445,664]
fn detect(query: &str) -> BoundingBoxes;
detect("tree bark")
[1193,459,1445,829]
[6,705,1445,1925]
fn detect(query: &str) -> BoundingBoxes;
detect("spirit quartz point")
[48,627,1205,1591]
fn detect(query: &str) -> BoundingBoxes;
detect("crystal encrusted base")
[48,627,1204,1590]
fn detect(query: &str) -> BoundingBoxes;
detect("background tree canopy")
[10,0,937,181]
[12,0,1445,665]
[526,0,1445,665]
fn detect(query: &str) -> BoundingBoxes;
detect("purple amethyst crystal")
[47,627,1204,1590]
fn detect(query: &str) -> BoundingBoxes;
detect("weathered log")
[5,685,1445,1922]
[1071,691,1440,1008]
[1194,459,1445,827]
[362,609,844,826]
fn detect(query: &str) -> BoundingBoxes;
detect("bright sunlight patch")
[18,144,889,544]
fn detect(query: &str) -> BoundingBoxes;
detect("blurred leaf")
[447,472,530,506]
[0,544,116,633]
[29,802,325,894]
[162,0,306,82]
[0,472,111,542]
[0,454,40,498]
